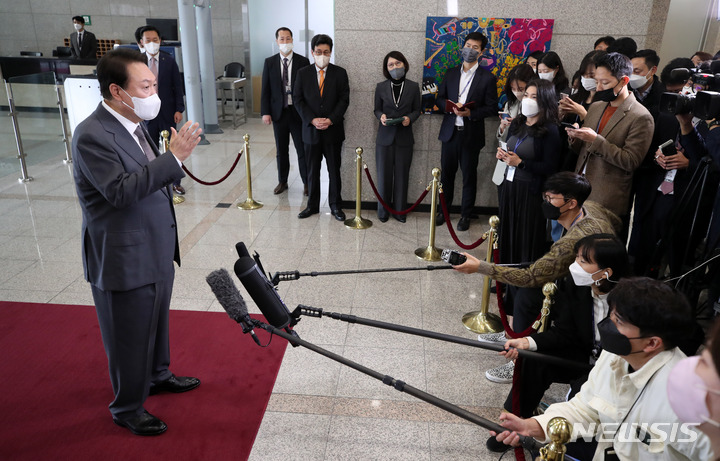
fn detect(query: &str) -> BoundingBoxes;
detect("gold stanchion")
[237,134,263,210]
[415,168,442,261]
[534,282,557,333]
[161,130,185,204]
[462,215,503,333]
[539,417,573,461]
[344,147,372,229]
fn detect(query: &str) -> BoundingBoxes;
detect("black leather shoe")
[435,212,445,226]
[378,215,389,223]
[394,214,406,223]
[298,207,318,219]
[457,217,470,231]
[331,208,346,221]
[149,374,200,395]
[172,184,186,195]
[113,410,167,436]
[273,182,288,195]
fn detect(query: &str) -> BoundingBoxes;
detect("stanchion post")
[344,147,372,229]
[462,216,503,333]
[534,282,557,333]
[414,168,442,261]
[237,133,263,210]
[55,83,72,164]
[161,130,185,204]
[5,80,32,183]
[538,417,573,461]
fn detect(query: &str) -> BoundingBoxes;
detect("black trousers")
[273,106,307,185]
[91,278,174,420]
[305,138,343,211]
[440,127,481,218]
[376,143,413,219]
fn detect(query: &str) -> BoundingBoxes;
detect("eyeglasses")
[543,194,568,204]
[313,50,332,57]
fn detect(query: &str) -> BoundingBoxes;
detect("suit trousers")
[305,136,343,211]
[91,278,173,419]
[440,127,481,218]
[376,143,413,220]
[273,106,308,185]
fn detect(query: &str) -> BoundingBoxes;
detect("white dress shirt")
[455,62,478,127]
[280,52,294,105]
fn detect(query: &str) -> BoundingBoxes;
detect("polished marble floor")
[0,111,567,460]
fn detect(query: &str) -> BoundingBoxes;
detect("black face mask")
[594,81,623,103]
[541,200,567,220]
[597,316,646,356]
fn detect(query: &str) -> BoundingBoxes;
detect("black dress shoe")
[172,184,186,195]
[331,208,346,221]
[149,374,200,395]
[394,214,406,223]
[273,182,288,195]
[378,215,389,223]
[113,410,167,436]
[435,212,445,226]
[298,207,318,219]
[457,217,470,231]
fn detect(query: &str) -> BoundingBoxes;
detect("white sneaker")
[485,361,515,384]
[477,332,507,344]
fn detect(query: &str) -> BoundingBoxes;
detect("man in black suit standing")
[436,32,498,231]
[137,25,187,196]
[70,16,97,59]
[293,34,350,221]
[261,27,310,196]
[73,48,201,436]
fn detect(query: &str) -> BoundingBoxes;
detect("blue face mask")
[461,47,479,63]
[389,67,405,80]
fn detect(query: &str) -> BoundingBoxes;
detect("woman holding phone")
[560,50,606,124]
[373,51,421,223]
[496,79,562,265]
[497,64,536,143]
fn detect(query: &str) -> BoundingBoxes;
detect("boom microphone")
[206,268,260,345]
[234,256,295,329]
[235,241,250,259]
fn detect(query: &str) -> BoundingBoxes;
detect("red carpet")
[0,302,287,461]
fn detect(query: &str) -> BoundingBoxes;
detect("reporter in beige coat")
[567,52,654,227]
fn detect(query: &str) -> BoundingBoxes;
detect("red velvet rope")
[493,248,541,339]
[363,165,429,215]
[181,151,244,186]
[438,191,486,250]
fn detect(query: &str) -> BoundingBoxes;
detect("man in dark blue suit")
[73,48,201,436]
[293,34,350,221]
[436,32,498,231]
[137,25,187,195]
[261,27,310,196]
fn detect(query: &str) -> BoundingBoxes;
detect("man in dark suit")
[72,48,201,436]
[436,32,498,231]
[293,34,350,221]
[261,27,310,196]
[70,15,97,59]
[137,25,187,195]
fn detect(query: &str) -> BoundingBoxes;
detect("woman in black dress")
[373,51,421,223]
[496,79,562,265]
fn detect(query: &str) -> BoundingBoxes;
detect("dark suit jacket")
[293,63,350,145]
[571,93,654,217]
[374,78,421,146]
[261,52,310,121]
[436,64,498,148]
[70,30,97,59]
[145,51,184,143]
[72,103,184,292]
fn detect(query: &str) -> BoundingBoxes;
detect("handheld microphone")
[234,256,295,329]
[206,268,261,345]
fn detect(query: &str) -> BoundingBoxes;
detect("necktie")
[134,126,156,162]
[78,33,83,49]
[150,57,158,80]
[282,57,289,108]
[319,69,325,97]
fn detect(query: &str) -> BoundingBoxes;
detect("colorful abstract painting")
[422,17,555,113]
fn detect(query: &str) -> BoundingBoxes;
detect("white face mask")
[144,42,160,56]
[74,23,83,31]
[538,70,554,81]
[278,43,293,55]
[629,72,651,90]
[314,55,330,69]
[569,261,603,286]
[521,98,539,117]
[581,76,597,92]
[120,87,161,120]
[512,90,524,101]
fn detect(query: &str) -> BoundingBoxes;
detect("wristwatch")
[709,119,720,129]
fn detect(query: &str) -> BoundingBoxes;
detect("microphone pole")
[251,318,543,452]
[271,264,453,285]
[293,305,592,372]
